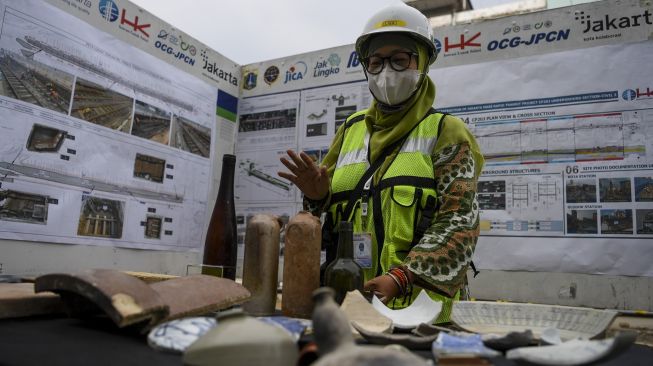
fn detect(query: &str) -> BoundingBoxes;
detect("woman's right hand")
[278,150,329,200]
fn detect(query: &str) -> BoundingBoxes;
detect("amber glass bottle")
[202,154,237,280]
[324,221,363,304]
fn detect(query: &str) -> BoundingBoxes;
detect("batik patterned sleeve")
[404,141,481,297]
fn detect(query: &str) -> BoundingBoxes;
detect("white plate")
[372,290,442,329]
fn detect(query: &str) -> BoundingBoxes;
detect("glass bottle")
[324,221,363,304]
[202,154,237,280]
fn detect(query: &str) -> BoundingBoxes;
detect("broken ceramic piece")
[452,301,618,340]
[150,274,251,322]
[258,316,309,342]
[340,290,392,334]
[351,322,438,350]
[183,308,298,366]
[148,317,217,353]
[506,331,637,365]
[482,330,535,352]
[432,333,501,358]
[35,269,168,327]
[371,290,442,329]
[34,269,251,329]
[311,287,428,366]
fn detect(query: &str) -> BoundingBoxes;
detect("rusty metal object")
[242,214,282,316]
[150,274,250,321]
[34,269,168,328]
[0,283,65,319]
[282,211,321,318]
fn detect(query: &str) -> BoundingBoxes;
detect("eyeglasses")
[362,52,417,75]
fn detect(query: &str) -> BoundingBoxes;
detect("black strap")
[339,108,436,222]
[470,260,480,278]
[411,195,436,247]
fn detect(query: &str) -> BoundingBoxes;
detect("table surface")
[2,315,653,366]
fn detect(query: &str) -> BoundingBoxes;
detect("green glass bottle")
[324,221,364,304]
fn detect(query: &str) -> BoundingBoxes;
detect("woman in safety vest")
[279,3,484,323]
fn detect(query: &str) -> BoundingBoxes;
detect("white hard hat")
[356,3,437,65]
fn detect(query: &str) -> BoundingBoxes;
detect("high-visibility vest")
[328,109,458,320]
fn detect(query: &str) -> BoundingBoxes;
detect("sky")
[129,0,518,65]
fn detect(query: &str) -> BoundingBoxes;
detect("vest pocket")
[387,185,419,250]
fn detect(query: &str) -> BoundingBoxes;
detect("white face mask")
[367,67,421,106]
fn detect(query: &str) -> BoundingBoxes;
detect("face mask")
[367,67,421,106]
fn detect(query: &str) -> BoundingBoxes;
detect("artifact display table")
[2,315,653,366]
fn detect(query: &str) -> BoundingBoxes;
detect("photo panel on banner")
[0,0,220,250]
[236,91,300,152]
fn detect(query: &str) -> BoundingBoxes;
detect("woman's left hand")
[364,275,401,304]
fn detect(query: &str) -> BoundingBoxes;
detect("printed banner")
[0,0,237,251]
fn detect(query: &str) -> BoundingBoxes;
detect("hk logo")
[444,32,481,52]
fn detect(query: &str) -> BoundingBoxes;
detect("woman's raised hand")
[278,150,329,200]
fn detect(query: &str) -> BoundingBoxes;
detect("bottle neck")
[217,156,235,201]
[336,228,354,259]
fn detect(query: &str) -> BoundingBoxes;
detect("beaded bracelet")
[386,266,412,296]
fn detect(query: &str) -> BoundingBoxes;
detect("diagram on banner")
[299,82,370,149]
[473,109,648,166]
[479,173,564,236]
[235,149,296,203]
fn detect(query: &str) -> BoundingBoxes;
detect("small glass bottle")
[324,221,363,304]
[202,154,237,280]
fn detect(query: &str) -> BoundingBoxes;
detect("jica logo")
[284,61,307,84]
[99,0,119,22]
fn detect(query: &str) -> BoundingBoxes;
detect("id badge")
[353,232,372,268]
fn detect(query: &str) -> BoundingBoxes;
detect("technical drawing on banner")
[299,81,371,149]
[237,92,299,151]
[478,173,564,236]
[235,150,296,203]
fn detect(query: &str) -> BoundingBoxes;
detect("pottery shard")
[34,269,168,328]
[150,274,251,321]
